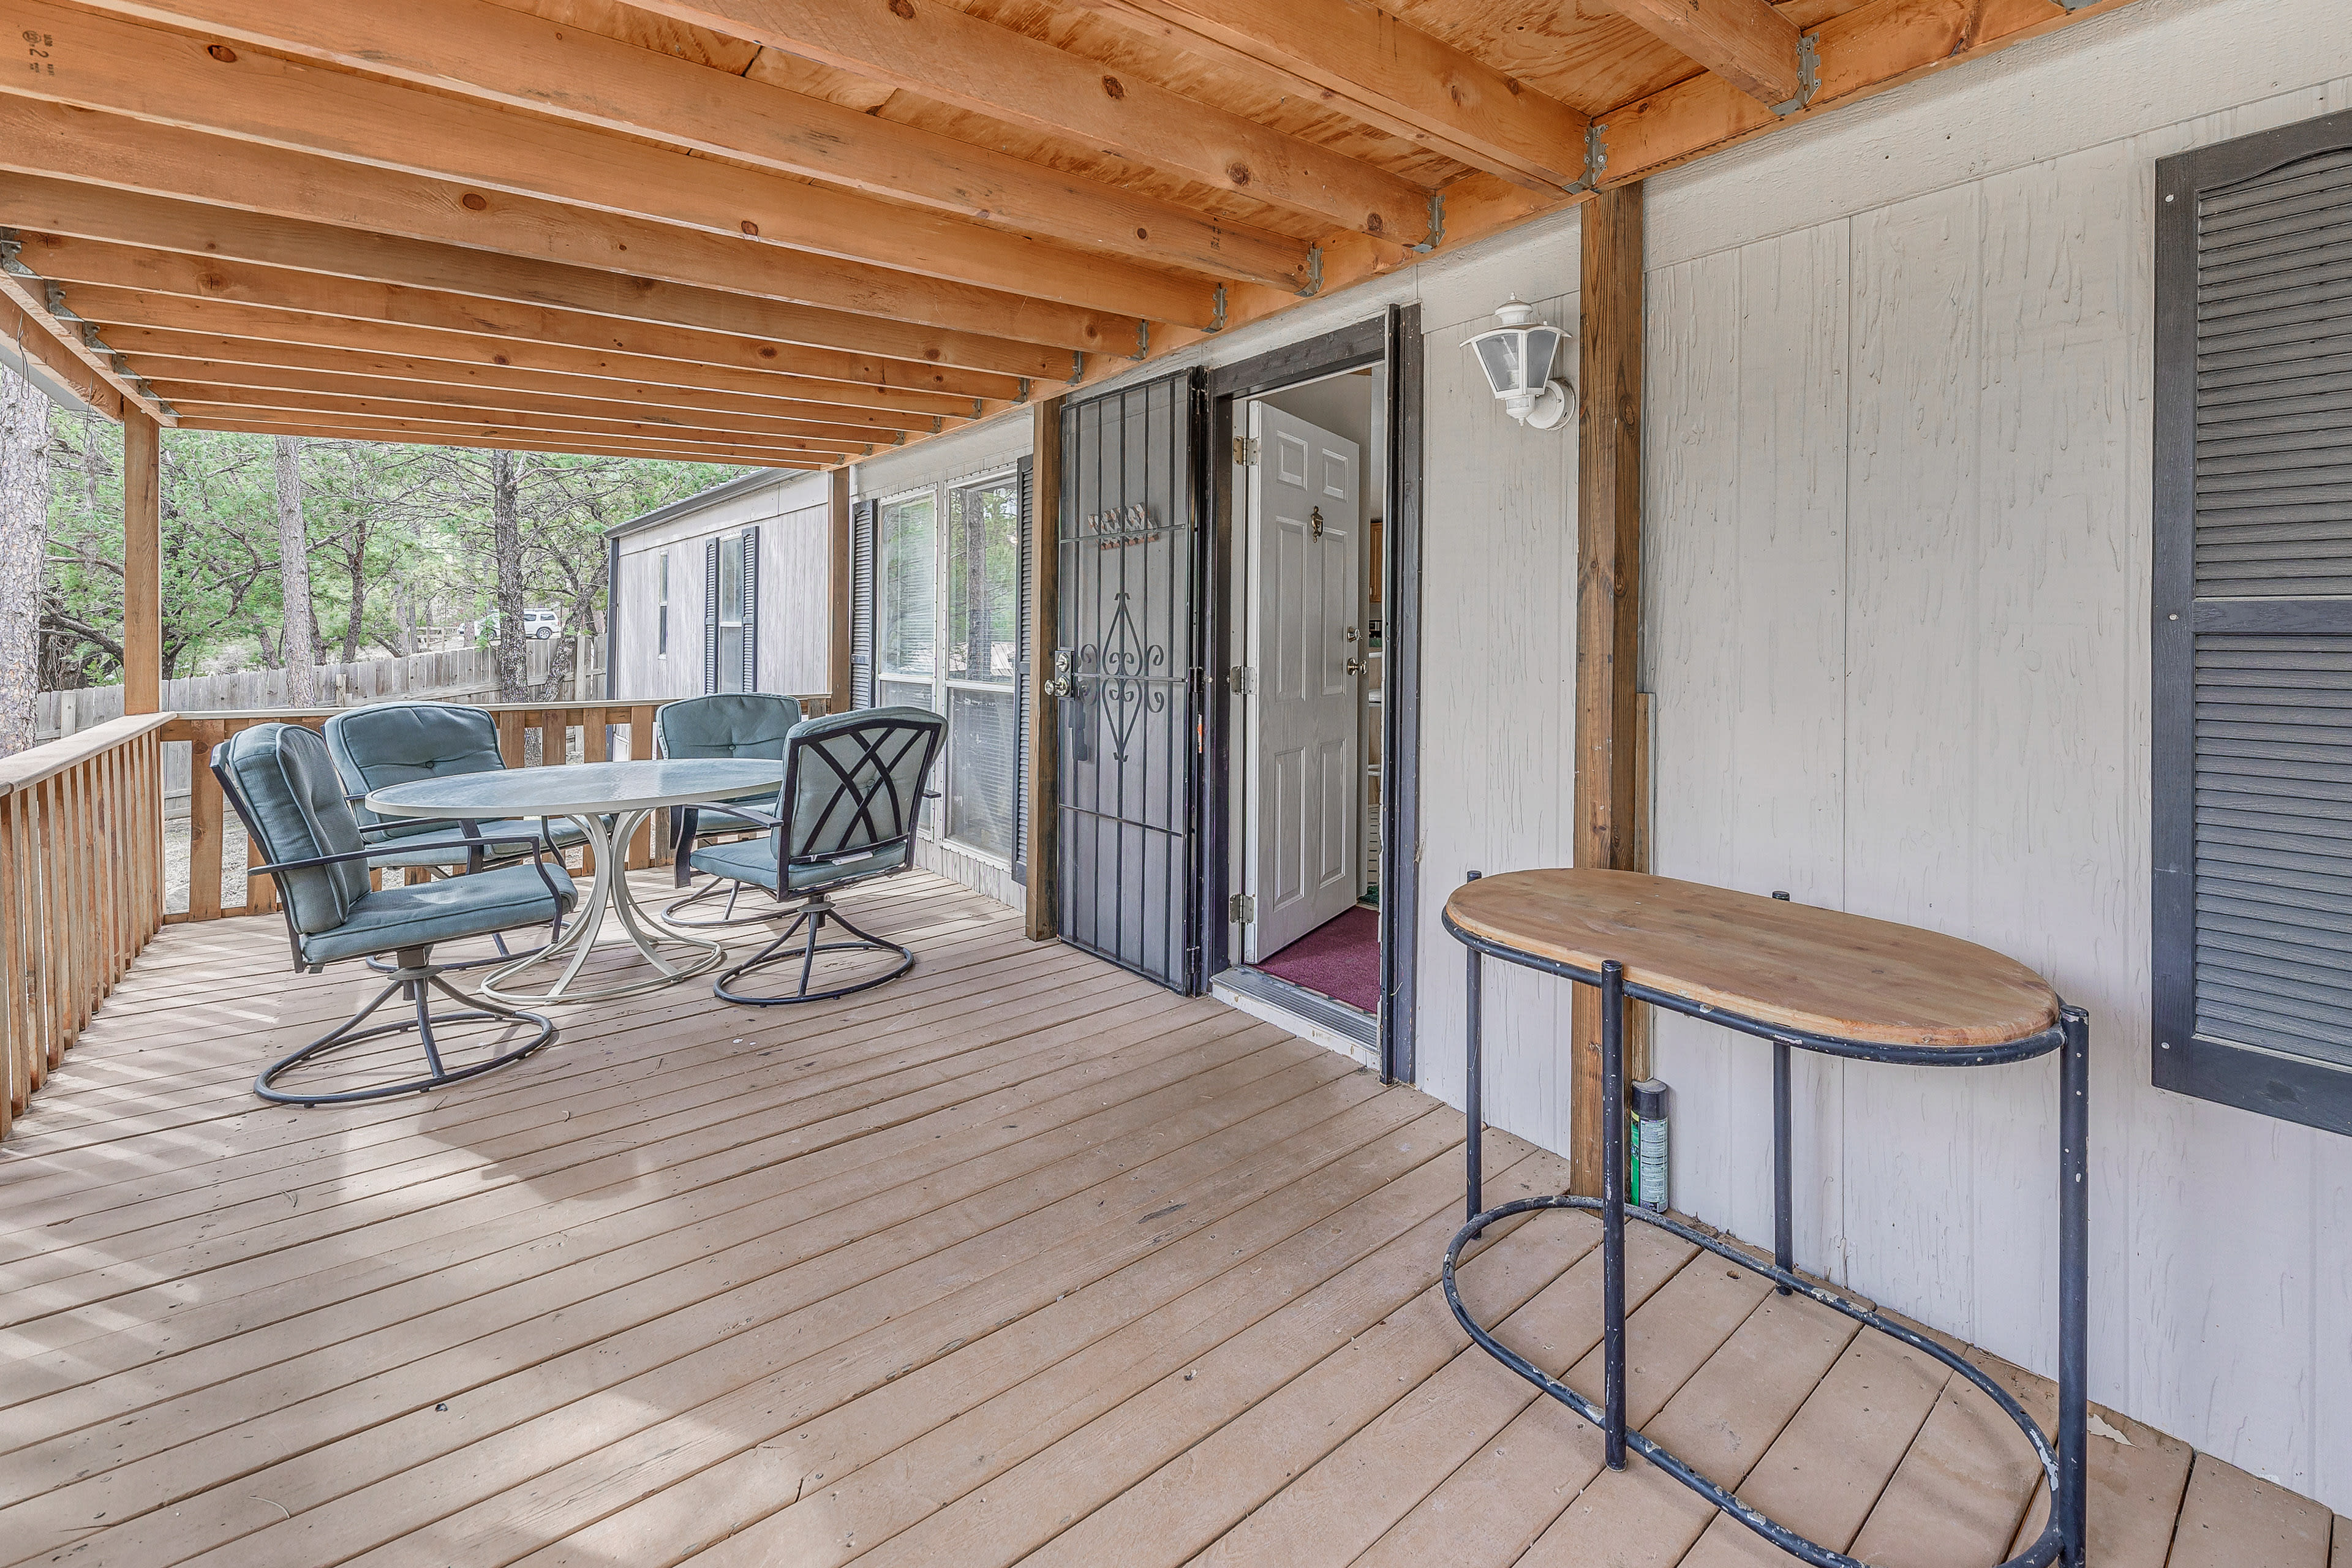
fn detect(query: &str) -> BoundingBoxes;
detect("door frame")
[1203,304,1424,1085]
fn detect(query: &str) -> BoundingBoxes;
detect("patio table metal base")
[478,806,728,1005]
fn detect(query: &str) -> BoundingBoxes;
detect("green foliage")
[39,412,751,687]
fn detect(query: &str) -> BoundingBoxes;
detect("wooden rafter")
[0,4,1209,333]
[160,385,872,456]
[8,207,1075,381]
[0,294,125,419]
[1064,0,1591,191]
[630,0,1436,245]
[1609,0,1803,107]
[134,360,922,445]
[83,309,1005,418]
[102,330,967,431]
[58,282,1028,406]
[175,410,836,467]
[148,377,886,454]
[66,0,1317,294]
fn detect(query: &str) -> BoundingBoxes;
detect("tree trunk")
[273,436,320,706]
[342,519,368,663]
[0,364,48,758]
[490,450,527,703]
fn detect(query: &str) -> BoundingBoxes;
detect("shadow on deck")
[0,873,2337,1567]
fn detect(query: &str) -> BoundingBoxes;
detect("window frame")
[941,470,1022,865]
[2153,107,2352,1137]
[656,551,669,658]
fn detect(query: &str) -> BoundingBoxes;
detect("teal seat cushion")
[299,862,578,966]
[364,815,587,867]
[657,693,802,762]
[690,836,909,892]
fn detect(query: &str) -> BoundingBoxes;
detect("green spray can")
[1628,1078,1669,1214]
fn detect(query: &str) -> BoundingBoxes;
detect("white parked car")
[521,608,560,640]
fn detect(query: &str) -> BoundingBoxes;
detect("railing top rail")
[0,712,175,799]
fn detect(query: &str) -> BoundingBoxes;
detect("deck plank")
[2166,1452,2335,1568]
[0,870,2329,1568]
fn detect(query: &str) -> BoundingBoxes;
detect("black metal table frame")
[1444,899,2089,1568]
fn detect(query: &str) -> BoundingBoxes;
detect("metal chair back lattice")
[690,706,946,1005]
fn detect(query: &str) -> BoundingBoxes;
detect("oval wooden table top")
[1444,869,2061,1050]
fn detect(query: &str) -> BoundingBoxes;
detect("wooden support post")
[121,411,162,714]
[828,465,854,717]
[1024,395,1064,943]
[1570,182,1646,1200]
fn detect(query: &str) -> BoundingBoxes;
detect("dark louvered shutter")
[1012,455,1034,884]
[741,526,760,692]
[2155,108,2352,1135]
[850,499,877,707]
[701,536,720,694]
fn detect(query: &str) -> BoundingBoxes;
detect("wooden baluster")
[188,722,224,923]
[580,706,608,876]
[496,708,526,769]
[1,788,23,1134]
[627,705,656,868]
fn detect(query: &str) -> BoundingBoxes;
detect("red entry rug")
[1257,906,1380,1016]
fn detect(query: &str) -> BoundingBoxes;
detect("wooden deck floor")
[1,872,2342,1568]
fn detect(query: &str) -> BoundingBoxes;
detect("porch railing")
[1,695,825,1141]
[1,714,171,1140]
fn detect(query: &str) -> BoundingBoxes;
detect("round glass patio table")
[367,758,783,1005]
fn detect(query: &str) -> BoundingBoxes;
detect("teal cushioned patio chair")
[693,706,946,1006]
[213,722,578,1106]
[654,692,804,929]
[323,701,584,968]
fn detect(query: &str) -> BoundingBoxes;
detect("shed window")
[2154,108,2352,1136]
[657,552,669,657]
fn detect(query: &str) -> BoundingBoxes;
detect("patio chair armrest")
[251,832,549,876]
[696,802,782,831]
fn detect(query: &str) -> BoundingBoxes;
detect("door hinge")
[1229,893,1256,924]
[1233,435,1259,466]
[1228,665,1256,695]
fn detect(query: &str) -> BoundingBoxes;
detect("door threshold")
[1211,966,1377,1072]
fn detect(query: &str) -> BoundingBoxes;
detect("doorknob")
[1345,655,1366,676]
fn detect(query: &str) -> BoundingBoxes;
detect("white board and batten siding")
[608,470,834,705]
[1628,0,2352,1513]
[851,418,1036,910]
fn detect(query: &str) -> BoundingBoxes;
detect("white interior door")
[1242,400,1362,961]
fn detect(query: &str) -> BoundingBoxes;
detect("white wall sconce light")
[1464,298,1575,431]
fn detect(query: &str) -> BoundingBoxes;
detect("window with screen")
[877,493,936,713]
[657,552,669,657]
[2154,108,2352,1136]
[944,477,1021,859]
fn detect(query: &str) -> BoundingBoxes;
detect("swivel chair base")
[713,895,913,1005]
[258,946,556,1106]
[366,921,552,975]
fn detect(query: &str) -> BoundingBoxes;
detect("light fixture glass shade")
[1464,301,1572,429]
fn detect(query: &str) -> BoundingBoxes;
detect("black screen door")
[1057,369,1205,989]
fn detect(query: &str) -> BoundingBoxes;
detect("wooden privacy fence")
[1,714,170,1140]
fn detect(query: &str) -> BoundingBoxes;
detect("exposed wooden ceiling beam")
[1608,0,1802,106]
[78,301,1016,416]
[6,193,1076,381]
[48,271,1031,409]
[66,0,1314,295]
[157,383,875,457]
[176,413,832,467]
[140,363,907,447]
[100,327,971,430]
[0,257,172,422]
[630,0,1433,246]
[0,293,126,420]
[1062,0,1590,192]
[0,2,1211,333]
